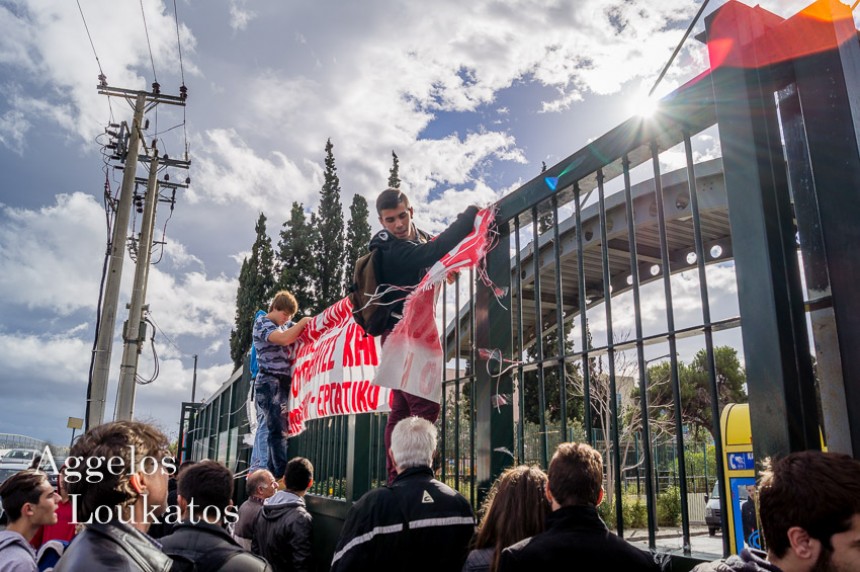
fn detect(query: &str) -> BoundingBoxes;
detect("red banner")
[282,207,496,437]
[285,297,389,437]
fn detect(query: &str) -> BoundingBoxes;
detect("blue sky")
[0,0,817,446]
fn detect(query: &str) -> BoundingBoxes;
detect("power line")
[172,0,189,160]
[76,0,104,79]
[172,0,186,86]
[146,311,185,356]
[76,0,113,120]
[139,0,159,84]
[648,0,712,98]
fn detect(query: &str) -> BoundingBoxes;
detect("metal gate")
[188,0,860,567]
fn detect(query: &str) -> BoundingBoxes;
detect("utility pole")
[88,83,188,429]
[114,145,160,421]
[88,92,146,430]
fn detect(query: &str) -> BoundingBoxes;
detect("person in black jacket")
[330,416,475,572]
[741,485,759,549]
[499,442,658,572]
[160,460,270,572]
[252,458,314,572]
[372,188,480,484]
[53,420,177,572]
[692,451,860,572]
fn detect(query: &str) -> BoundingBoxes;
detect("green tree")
[388,151,401,188]
[343,194,372,294]
[311,139,345,311]
[276,201,315,315]
[229,212,275,369]
[644,346,747,438]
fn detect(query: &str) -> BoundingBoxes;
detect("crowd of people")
[2,186,859,572]
[3,416,857,572]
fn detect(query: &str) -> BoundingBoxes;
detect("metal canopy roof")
[444,158,733,360]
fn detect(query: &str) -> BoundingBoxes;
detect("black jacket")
[160,521,270,572]
[498,505,660,572]
[234,496,265,546]
[251,492,313,572]
[53,521,175,572]
[330,466,475,572]
[368,206,479,330]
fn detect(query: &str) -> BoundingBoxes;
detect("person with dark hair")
[693,450,860,572]
[741,485,759,549]
[53,420,176,572]
[252,458,314,572]
[253,290,312,481]
[331,417,475,572]
[149,460,197,539]
[160,460,269,572]
[499,442,657,571]
[0,469,58,571]
[29,465,77,549]
[234,469,277,551]
[372,188,480,484]
[463,465,550,572]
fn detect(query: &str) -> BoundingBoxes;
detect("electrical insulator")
[144,119,150,130]
[152,82,160,94]
[185,177,191,185]
[179,85,187,101]
[98,73,107,88]
[164,173,170,181]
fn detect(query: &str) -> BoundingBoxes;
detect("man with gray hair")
[330,417,474,572]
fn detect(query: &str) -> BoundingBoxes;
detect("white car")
[0,448,40,472]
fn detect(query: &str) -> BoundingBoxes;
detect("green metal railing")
[184,3,860,569]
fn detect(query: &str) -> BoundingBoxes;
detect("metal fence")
[186,1,860,568]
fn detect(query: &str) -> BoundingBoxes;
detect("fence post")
[784,0,860,457]
[706,2,820,461]
[474,219,514,500]
[345,414,372,502]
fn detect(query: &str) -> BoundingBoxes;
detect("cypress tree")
[311,139,345,310]
[276,202,315,316]
[343,194,372,294]
[388,151,401,188]
[229,212,276,370]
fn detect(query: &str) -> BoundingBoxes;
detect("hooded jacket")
[368,206,479,331]
[251,491,312,572]
[0,530,37,572]
[692,549,783,572]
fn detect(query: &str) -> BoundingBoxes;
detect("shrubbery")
[597,485,682,529]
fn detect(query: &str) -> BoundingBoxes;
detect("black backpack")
[348,247,392,337]
[166,545,240,572]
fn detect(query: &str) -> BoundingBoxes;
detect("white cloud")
[0,192,106,313]
[228,0,257,31]
[0,108,29,154]
[0,0,198,144]
[0,330,91,385]
[188,128,320,219]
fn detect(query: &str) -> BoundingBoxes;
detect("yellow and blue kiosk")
[720,403,760,554]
